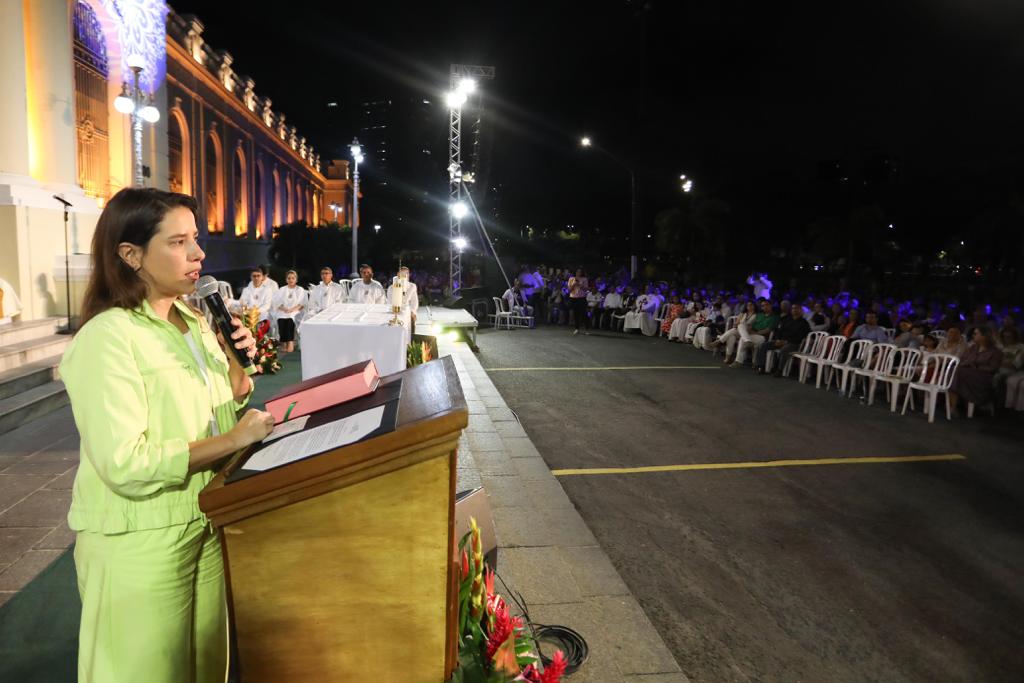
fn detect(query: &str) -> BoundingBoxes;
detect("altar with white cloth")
[299,303,411,380]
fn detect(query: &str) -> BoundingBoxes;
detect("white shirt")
[587,291,603,308]
[272,285,308,320]
[0,277,22,323]
[519,272,543,298]
[265,277,279,292]
[308,281,346,316]
[747,275,772,300]
[239,282,274,321]
[386,279,419,314]
[348,279,385,304]
[603,292,623,310]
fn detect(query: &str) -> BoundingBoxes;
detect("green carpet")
[0,353,303,681]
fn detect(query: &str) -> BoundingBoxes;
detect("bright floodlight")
[140,103,160,123]
[682,179,693,193]
[458,78,477,94]
[354,153,364,164]
[581,136,592,147]
[451,201,469,219]
[452,237,468,250]
[446,91,468,108]
[680,174,687,180]
[373,224,381,233]
[431,323,443,335]
[125,54,145,70]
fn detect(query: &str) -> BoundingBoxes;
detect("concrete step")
[0,335,72,372]
[0,356,62,401]
[0,380,68,436]
[0,317,65,346]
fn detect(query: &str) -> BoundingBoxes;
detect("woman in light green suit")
[60,188,274,682]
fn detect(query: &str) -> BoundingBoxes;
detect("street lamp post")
[114,55,159,187]
[349,138,363,277]
[328,202,342,223]
[581,136,640,278]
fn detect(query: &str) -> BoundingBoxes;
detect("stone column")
[0,1,31,178]
[24,0,79,188]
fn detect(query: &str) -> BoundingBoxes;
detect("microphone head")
[196,275,220,298]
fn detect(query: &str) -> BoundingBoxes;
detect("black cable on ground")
[495,569,590,675]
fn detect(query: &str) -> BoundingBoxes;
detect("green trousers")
[74,519,228,683]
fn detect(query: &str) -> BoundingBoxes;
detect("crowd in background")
[499,264,1024,415]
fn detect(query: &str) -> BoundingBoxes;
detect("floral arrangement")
[449,518,566,683]
[243,308,281,374]
[407,339,433,367]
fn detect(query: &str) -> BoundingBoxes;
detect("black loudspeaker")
[443,294,463,309]
[455,487,498,570]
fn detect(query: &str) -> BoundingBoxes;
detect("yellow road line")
[485,365,721,372]
[551,454,966,476]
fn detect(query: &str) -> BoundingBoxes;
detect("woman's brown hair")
[80,188,198,327]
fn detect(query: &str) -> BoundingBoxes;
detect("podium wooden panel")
[199,356,468,682]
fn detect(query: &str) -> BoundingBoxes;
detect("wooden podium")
[199,356,467,682]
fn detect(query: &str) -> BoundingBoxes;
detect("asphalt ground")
[474,325,1024,683]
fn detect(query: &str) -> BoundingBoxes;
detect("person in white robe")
[307,267,347,317]
[387,266,420,328]
[237,267,275,323]
[272,270,307,352]
[348,264,386,304]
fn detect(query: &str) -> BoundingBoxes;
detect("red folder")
[264,359,380,424]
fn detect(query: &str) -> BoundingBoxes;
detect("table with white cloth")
[299,303,411,380]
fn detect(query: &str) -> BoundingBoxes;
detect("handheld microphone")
[196,275,257,376]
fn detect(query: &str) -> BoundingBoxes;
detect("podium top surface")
[198,355,467,525]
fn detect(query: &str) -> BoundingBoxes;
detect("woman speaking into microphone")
[59,188,274,682]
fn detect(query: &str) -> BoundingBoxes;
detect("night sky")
[176,1,1024,256]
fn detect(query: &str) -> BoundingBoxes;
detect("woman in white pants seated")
[709,301,756,363]
[625,289,663,335]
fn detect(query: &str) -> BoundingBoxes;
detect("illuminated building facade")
[0,1,351,321]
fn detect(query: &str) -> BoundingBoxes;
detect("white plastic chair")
[653,303,669,337]
[850,343,897,397]
[930,329,947,341]
[901,353,960,423]
[611,303,632,332]
[788,331,828,380]
[489,297,513,330]
[827,339,873,394]
[216,280,234,302]
[801,335,847,387]
[868,347,923,411]
[882,327,896,342]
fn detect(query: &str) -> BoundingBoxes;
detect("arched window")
[233,147,247,237]
[255,159,265,239]
[205,132,223,232]
[167,109,190,194]
[73,0,110,198]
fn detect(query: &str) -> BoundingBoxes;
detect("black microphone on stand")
[196,275,257,375]
[53,195,74,335]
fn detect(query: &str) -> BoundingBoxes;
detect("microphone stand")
[53,195,74,335]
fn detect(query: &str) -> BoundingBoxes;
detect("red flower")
[461,549,469,581]
[540,650,567,683]
[485,601,523,661]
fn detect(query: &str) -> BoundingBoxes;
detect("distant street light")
[374,223,381,234]
[328,202,342,223]
[579,136,640,277]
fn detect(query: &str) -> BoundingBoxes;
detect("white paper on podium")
[262,415,310,443]
[243,404,386,472]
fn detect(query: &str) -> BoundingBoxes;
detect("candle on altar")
[391,279,403,308]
